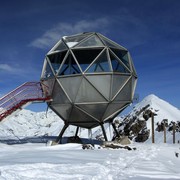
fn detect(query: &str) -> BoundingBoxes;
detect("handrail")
[0,81,51,121]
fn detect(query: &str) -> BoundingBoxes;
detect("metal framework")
[0,82,51,121]
[41,32,137,141]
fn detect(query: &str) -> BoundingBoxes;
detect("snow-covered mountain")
[0,94,180,179]
[128,94,180,131]
[130,94,180,124]
[115,94,180,143]
[0,94,180,143]
[0,109,111,141]
[0,110,63,138]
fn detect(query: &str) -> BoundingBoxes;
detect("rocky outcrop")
[113,136,131,145]
[113,105,151,142]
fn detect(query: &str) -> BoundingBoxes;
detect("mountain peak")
[114,94,180,143]
[144,94,159,101]
[132,94,180,123]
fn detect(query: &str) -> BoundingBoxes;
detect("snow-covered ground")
[0,143,180,179]
[0,94,180,179]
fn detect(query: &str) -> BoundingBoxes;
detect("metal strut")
[55,123,69,144]
[100,123,108,141]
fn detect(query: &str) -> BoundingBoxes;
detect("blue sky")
[0,0,180,112]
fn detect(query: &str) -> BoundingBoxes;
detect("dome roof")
[41,32,137,129]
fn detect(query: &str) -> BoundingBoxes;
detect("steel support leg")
[100,123,108,141]
[112,122,120,138]
[56,124,69,144]
[75,126,79,138]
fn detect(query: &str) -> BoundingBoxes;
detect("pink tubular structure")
[0,82,51,121]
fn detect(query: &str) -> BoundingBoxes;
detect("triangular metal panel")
[102,102,127,120]
[63,34,89,48]
[41,59,47,78]
[75,78,107,103]
[72,48,103,72]
[111,74,130,99]
[86,50,111,73]
[114,78,132,102]
[76,103,108,121]
[54,40,68,51]
[51,80,71,104]
[58,53,81,75]
[131,76,137,98]
[76,35,104,48]
[98,34,127,50]
[71,122,99,129]
[42,78,55,96]
[128,52,137,77]
[47,39,66,54]
[69,106,97,123]
[109,51,130,73]
[58,76,82,102]
[51,104,72,121]
[86,75,111,100]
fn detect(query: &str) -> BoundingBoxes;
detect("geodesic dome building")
[41,32,137,140]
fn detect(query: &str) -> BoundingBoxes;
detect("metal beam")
[100,123,108,141]
[111,122,120,138]
[75,126,79,138]
[56,123,69,144]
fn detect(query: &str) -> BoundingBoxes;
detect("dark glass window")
[110,52,129,73]
[48,51,67,73]
[42,61,54,78]
[110,49,130,69]
[72,49,103,71]
[59,54,81,75]
[87,51,110,72]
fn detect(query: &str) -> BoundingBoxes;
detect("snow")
[0,109,114,142]
[0,143,180,179]
[0,107,6,114]
[119,94,180,144]
[66,42,78,47]
[133,94,180,124]
[0,94,180,179]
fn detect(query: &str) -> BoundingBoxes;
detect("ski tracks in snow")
[100,144,180,179]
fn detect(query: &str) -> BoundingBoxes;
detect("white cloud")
[0,64,16,73]
[30,18,110,49]
[0,63,28,76]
